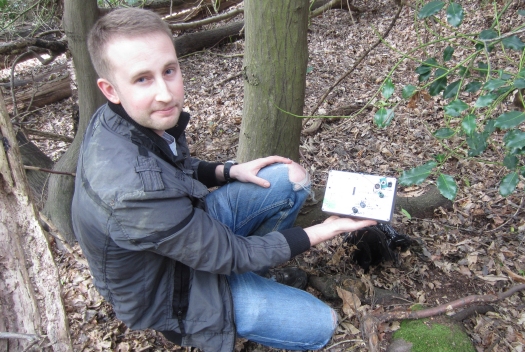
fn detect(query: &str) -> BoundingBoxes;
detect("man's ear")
[97,78,120,104]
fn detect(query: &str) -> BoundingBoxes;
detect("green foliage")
[373,1,525,199]
[0,0,60,33]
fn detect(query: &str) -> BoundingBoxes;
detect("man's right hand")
[304,216,377,246]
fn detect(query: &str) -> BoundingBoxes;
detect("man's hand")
[304,216,377,246]
[216,156,292,187]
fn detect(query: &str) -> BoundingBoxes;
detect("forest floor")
[2,1,525,351]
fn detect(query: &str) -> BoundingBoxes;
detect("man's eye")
[136,77,146,83]
[166,68,175,75]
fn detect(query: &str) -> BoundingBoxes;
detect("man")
[72,8,375,351]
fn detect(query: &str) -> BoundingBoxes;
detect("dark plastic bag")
[346,223,413,272]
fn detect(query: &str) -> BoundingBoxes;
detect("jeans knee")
[287,162,311,191]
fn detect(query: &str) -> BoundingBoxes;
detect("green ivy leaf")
[402,85,417,99]
[429,77,448,96]
[504,129,525,149]
[461,114,476,135]
[400,208,412,220]
[483,79,507,92]
[520,10,525,16]
[464,81,482,93]
[418,1,445,19]
[458,65,470,77]
[444,99,468,117]
[443,45,454,61]
[502,35,525,51]
[399,161,437,186]
[476,29,498,52]
[434,154,447,163]
[514,78,525,89]
[466,132,487,156]
[373,108,394,128]
[446,2,464,27]
[474,93,497,108]
[434,128,455,139]
[443,80,461,99]
[499,172,519,197]
[495,111,525,129]
[382,78,395,100]
[503,154,518,170]
[477,62,489,76]
[416,58,439,82]
[484,119,496,134]
[437,173,458,200]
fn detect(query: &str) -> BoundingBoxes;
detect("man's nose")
[155,79,173,103]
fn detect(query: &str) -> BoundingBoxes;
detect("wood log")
[175,21,244,57]
[2,73,72,111]
[295,185,452,228]
[0,94,72,351]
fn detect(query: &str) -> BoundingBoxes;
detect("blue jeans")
[205,163,337,350]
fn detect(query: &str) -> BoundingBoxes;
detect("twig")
[39,212,88,267]
[23,128,74,143]
[310,0,342,18]
[305,4,403,133]
[326,338,364,349]
[168,8,244,30]
[218,72,242,85]
[24,165,75,177]
[0,331,40,341]
[485,196,523,233]
[10,52,34,116]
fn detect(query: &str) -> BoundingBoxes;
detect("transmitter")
[322,170,397,223]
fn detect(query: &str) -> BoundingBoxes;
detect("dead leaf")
[337,287,361,319]
[458,265,472,277]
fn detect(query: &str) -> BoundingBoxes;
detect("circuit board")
[322,170,397,222]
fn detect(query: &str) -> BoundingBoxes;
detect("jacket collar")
[107,101,190,164]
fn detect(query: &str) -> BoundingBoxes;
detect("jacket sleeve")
[109,187,310,275]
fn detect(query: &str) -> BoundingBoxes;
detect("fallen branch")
[361,284,525,352]
[168,7,244,30]
[23,128,74,143]
[24,165,76,177]
[304,3,403,135]
[0,331,40,341]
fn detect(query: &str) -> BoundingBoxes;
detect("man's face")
[97,32,184,135]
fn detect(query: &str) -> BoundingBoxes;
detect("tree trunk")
[237,0,309,162]
[0,95,72,351]
[43,0,104,243]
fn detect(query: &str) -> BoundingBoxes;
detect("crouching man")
[71,8,375,351]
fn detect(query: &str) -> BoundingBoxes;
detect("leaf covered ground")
[2,1,525,351]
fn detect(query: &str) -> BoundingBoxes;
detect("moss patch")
[392,317,475,352]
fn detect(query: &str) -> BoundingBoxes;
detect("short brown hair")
[87,8,173,79]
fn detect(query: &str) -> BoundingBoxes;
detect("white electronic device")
[322,170,397,223]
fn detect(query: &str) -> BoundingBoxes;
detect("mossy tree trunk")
[237,0,309,162]
[43,0,104,242]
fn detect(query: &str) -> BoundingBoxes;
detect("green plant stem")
[0,1,40,32]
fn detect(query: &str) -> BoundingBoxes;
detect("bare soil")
[2,1,525,351]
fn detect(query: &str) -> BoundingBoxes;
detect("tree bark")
[237,0,309,162]
[0,95,72,351]
[43,0,105,243]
